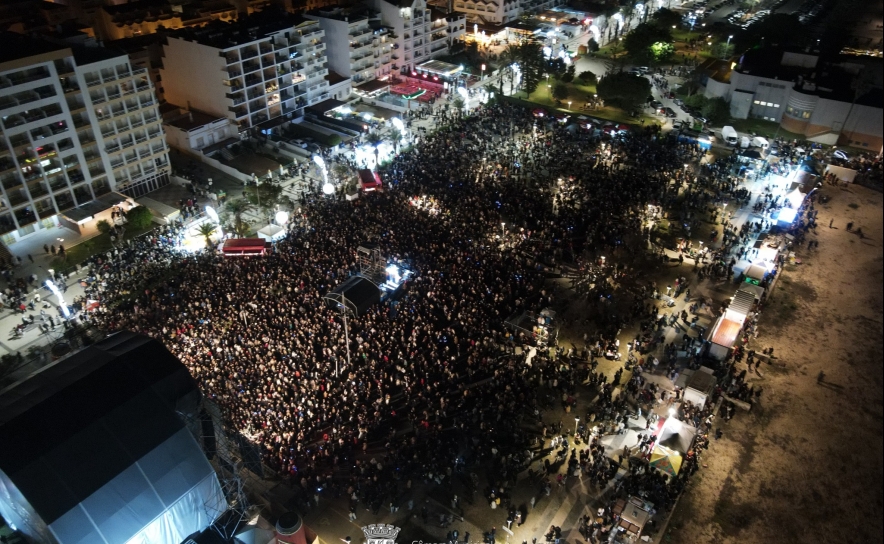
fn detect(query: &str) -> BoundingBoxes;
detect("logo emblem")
[362,524,401,544]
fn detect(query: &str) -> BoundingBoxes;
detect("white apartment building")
[0,32,169,242]
[452,0,561,25]
[368,0,465,72]
[305,8,397,85]
[160,11,339,134]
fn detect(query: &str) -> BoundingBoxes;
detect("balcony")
[8,191,29,207]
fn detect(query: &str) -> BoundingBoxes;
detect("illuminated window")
[753,100,760,104]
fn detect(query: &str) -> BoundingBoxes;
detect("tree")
[125,205,153,230]
[551,82,570,104]
[685,94,708,109]
[225,198,253,232]
[389,127,403,153]
[243,182,283,222]
[499,44,521,94]
[364,131,384,169]
[578,70,598,86]
[451,96,466,118]
[597,72,651,112]
[517,40,544,96]
[197,223,217,250]
[96,219,112,235]
[652,8,681,29]
[587,38,600,53]
[560,64,576,83]
[702,97,731,125]
[332,163,353,186]
[546,57,568,80]
[623,22,674,65]
[231,219,251,238]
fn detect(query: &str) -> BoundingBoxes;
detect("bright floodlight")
[363,112,372,121]
[46,279,70,318]
[668,407,677,418]
[205,205,223,237]
[777,207,798,223]
[391,117,405,131]
[543,46,553,58]
[313,155,325,168]
[275,211,289,225]
[322,182,335,195]
[457,86,469,100]
[386,264,400,283]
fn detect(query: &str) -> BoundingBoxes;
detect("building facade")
[160,11,336,133]
[451,0,560,25]
[306,8,397,85]
[367,0,465,72]
[0,32,169,242]
[704,50,884,150]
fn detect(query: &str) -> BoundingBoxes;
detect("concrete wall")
[730,90,753,119]
[307,16,352,77]
[704,78,729,100]
[161,39,228,119]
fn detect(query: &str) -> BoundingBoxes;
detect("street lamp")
[575,416,581,435]
[481,63,486,80]
[568,100,572,110]
[724,35,733,59]
[501,222,506,236]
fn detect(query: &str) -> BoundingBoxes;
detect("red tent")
[222,238,270,256]
[357,169,382,191]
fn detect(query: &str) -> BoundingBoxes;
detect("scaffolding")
[176,397,268,539]
[357,244,385,280]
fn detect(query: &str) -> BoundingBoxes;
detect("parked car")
[664,107,678,118]
[673,98,685,106]
[292,139,308,148]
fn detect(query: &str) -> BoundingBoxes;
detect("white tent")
[0,333,225,544]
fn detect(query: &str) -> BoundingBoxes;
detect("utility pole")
[340,294,351,378]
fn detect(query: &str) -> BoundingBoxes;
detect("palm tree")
[232,219,251,238]
[500,44,520,94]
[225,198,253,236]
[365,131,383,170]
[197,222,217,250]
[452,97,465,118]
[389,127,402,153]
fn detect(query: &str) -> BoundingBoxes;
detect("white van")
[721,126,738,146]
[740,136,750,148]
[751,136,769,150]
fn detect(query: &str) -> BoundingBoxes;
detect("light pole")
[337,295,352,378]
[568,100,572,110]
[575,416,580,436]
[501,222,505,237]
[724,35,733,59]
[481,63,486,81]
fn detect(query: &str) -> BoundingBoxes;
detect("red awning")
[357,169,382,191]
[222,238,270,256]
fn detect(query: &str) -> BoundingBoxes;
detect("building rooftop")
[326,70,349,85]
[306,6,371,23]
[736,47,883,106]
[165,108,227,131]
[0,31,68,65]
[70,44,128,66]
[164,8,313,50]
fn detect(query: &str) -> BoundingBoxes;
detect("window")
[772,103,780,108]
[753,100,760,104]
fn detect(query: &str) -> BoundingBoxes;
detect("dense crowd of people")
[78,101,699,517]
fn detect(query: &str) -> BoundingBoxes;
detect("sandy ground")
[666,183,884,543]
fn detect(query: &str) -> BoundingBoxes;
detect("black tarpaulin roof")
[0,332,200,525]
